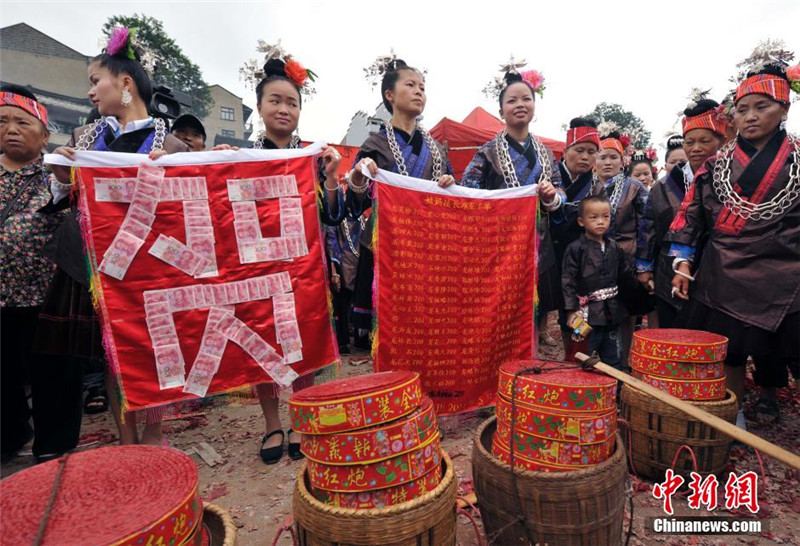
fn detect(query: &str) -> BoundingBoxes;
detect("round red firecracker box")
[632,329,728,363]
[495,394,617,445]
[310,462,443,509]
[497,360,617,414]
[495,418,616,466]
[289,371,423,435]
[307,434,441,493]
[491,433,594,472]
[301,396,438,464]
[632,371,727,401]
[0,446,203,546]
[630,351,725,380]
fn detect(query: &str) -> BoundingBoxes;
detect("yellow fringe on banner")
[370,199,379,362]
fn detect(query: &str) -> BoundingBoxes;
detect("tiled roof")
[1,23,87,60]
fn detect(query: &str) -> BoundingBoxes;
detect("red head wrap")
[682,106,729,138]
[0,92,49,127]
[735,74,790,104]
[599,137,624,156]
[566,127,600,149]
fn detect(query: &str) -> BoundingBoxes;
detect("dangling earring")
[780,115,788,131]
[121,86,133,107]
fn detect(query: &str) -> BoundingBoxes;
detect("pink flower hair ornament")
[787,64,800,95]
[105,25,138,61]
[520,70,546,98]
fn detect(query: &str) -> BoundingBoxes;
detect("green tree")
[103,14,212,118]
[584,102,652,149]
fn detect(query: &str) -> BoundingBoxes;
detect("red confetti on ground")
[201,483,229,503]
[77,429,117,446]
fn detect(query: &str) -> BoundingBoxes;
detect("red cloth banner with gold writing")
[372,169,539,414]
[45,145,338,412]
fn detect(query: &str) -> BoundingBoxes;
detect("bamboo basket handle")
[576,352,800,471]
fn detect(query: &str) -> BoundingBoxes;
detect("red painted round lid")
[0,445,200,545]
[500,360,617,387]
[634,328,727,346]
[291,371,419,404]
[633,329,728,362]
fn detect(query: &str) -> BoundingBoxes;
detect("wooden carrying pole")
[575,352,800,471]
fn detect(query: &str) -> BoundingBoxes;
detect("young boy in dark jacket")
[562,195,636,370]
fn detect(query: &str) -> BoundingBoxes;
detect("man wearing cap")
[1,84,77,462]
[170,114,206,152]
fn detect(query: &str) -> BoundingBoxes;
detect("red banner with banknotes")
[48,145,338,411]
[372,170,539,414]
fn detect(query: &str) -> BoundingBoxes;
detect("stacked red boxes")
[631,329,728,401]
[289,371,442,509]
[492,360,618,472]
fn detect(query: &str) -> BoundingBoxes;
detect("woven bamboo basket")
[202,503,237,546]
[473,417,627,546]
[620,385,737,481]
[293,452,456,545]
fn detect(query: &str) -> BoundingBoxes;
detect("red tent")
[462,107,505,133]
[430,107,565,179]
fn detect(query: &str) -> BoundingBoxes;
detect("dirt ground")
[3,328,799,546]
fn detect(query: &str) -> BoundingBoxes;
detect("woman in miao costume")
[669,41,800,426]
[239,42,343,464]
[461,59,564,348]
[44,26,188,448]
[626,148,659,331]
[550,117,602,345]
[593,124,649,367]
[628,148,659,192]
[637,94,728,328]
[345,54,456,340]
[663,134,688,176]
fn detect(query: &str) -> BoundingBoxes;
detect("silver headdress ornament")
[664,131,684,143]
[684,88,712,111]
[239,40,316,96]
[596,120,622,138]
[499,55,528,75]
[732,39,795,83]
[239,40,288,87]
[483,55,528,98]
[364,50,397,89]
[362,50,426,90]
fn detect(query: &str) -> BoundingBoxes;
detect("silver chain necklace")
[383,122,443,181]
[600,173,626,214]
[711,134,800,222]
[495,130,553,188]
[341,216,367,257]
[74,116,166,152]
[253,132,301,149]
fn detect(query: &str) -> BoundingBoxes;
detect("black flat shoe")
[260,429,285,464]
[287,429,304,460]
[34,453,63,465]
[84,386,109,414]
